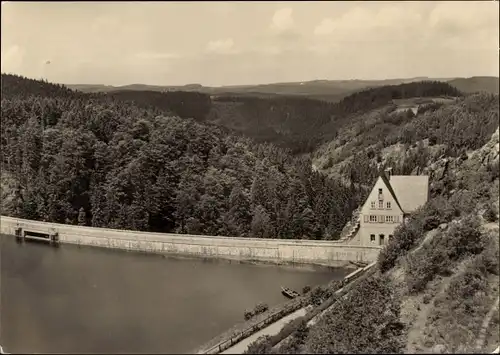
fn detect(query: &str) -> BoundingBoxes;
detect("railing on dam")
[199,261,377,354]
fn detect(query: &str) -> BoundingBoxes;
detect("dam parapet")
[0,216,382,266]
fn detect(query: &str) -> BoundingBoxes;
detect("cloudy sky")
[1,1,498,86]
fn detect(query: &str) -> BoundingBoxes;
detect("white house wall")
[359,177,404,247]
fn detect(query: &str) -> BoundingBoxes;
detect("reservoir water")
[0,236,350,354]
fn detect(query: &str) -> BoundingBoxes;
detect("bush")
[302,285,311,295]
[254,303,269,315]
[475,234,499,275]
[309,286,332,306]
[405,242,451,293]
[305,275,406,354]
[278,320,309,354]
[244,302,269,320]
[428,134,438,146]
[244,310,253,321]
[378,217,423,273]
[405,215,486,293]
[424,258,492,353]
[442,216,484,261]
[483,204,498,222]
[245,335,276,354]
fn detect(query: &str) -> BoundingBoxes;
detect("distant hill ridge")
[63,76,498,101]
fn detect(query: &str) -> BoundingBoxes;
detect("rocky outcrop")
[470,127,499,168]
[421,127,499,194]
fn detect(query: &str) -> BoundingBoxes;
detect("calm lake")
[0,236,350,354]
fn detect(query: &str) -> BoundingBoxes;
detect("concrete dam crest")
[0,216,381,266]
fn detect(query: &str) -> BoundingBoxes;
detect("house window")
[385,216,394,223]
[378,189,382,194]
[369,215,377,222]
[386,201,391,209]
[370,234,376,242]
[370,201,376,209]
[378,201,384,209]
[389,234,393,239]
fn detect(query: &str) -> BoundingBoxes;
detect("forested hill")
[206,81,463,154]
[99,80,465,155]
[1,74,365,240]
[1,73,79,99]
[2,74,464,155]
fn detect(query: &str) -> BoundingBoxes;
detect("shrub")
[278,320,310,354]
[378,217,423,273]
[475,234,499,275]
[442,216,484,261]
[424,257,492,353]
[405,243,451,293]
[244,302,269,320]
[244,310,253,321]
[448,190,476,216]
[305,275,406,354]
[245,335,276,354]
[428,134,438,146]
[302,285,311,295]
[483,204,498,222]
[254,302,269,315]
[309,286,332,306]
[486,160,499,181]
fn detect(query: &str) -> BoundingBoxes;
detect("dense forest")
[207,81,463,154]
[0,74,365,239]
[3,75,462,155]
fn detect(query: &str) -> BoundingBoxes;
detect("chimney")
[384,167,393,179]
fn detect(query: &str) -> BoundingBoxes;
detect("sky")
[1,1,499,86]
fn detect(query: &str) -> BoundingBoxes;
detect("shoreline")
[3,233,357,271]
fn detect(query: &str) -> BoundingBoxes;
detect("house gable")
[361,176,404,216]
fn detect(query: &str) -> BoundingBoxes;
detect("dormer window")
[386,202,391,209]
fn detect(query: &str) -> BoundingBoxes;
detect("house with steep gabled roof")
[356,165,429,247]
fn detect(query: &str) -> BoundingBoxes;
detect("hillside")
[15,75,463,155]
[448,76,499,94]
[89,80,463,155]
[313,92,498,186]
[245,99,500,354]
[207,81,462,154]
[0,74,365,241]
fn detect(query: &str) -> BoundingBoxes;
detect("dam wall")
[0,216,382,266]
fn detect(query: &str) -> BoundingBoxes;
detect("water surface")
[0,236,349,353]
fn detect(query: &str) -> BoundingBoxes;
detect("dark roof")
[378,167,404,213]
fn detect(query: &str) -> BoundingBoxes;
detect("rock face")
[422,127,499,193]
[472,127,500,167]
